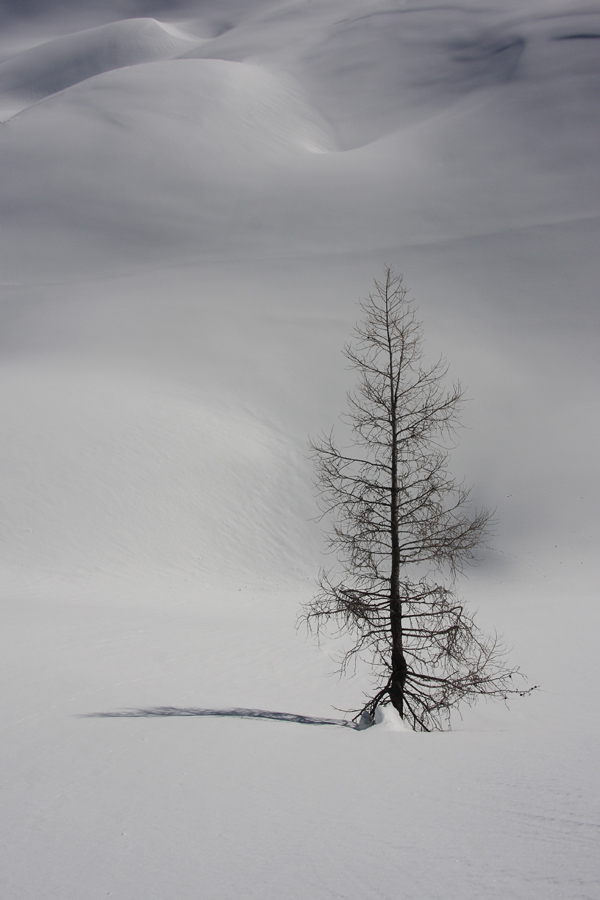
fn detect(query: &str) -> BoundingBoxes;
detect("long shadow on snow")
[82,706,362,728]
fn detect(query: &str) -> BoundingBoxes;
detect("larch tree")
[303,268,534,731]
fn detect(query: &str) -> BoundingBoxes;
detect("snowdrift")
[1,6,598,276]
[0,17,201,115]
[188,3,527,148]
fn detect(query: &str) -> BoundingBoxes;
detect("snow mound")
[0,17,200,111]
[374,705,411,732]
[3,55,337,154]
[356,705,412,732]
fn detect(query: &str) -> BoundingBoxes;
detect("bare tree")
[304,268,534,731]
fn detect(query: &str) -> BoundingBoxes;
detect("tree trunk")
[389,416,406,716]
[389,601,407,716]
[388,291,405,718]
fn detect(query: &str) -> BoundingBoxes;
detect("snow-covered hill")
[1,1,599,897]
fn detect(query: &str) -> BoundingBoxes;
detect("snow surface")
[1,0,599,897]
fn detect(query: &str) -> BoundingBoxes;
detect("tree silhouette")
[304,268,534,730]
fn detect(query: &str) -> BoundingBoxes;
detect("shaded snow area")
[1,0,599,897]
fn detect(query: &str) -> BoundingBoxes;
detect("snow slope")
[0,1,599,897]
[0,17,200,111]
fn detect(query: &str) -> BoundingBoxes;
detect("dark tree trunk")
[387,286,405,719]
[389,601,407,716]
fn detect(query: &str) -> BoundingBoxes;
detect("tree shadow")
[82,706,363,729]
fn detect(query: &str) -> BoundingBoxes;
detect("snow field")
[2,591,598,900]
[0,0,599,897]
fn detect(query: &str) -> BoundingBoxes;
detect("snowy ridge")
[187,3,528,149]
[0,18,201,115]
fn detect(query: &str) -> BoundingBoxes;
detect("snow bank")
[373,705,411,732]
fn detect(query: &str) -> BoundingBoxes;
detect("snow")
[373,704,410,731]
[0,17,201,116]
[0,0,599,897]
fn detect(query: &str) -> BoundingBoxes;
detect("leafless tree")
[303,268,534,731]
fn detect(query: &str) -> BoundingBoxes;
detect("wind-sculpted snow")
[188,4,527,148]
[0,3,599,897]
[0,18,201,114]
[0,4,598,278]
[0,56,339,273]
